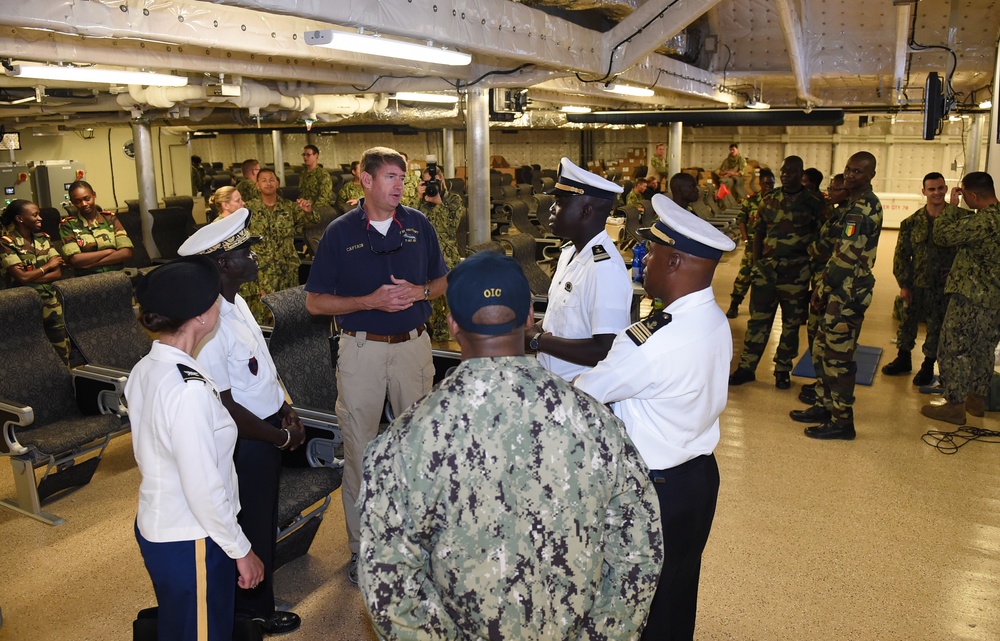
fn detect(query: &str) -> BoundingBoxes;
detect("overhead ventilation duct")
[566,108,845,127]
[116,80,388,121]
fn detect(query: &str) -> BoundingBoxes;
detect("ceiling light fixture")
[980,99,993,109]
[305,30,471,66]
[392,92,460,104]
[603,83,655,98]
[6,63,188,87]
[560,105,592,114]
[745,99,771,110]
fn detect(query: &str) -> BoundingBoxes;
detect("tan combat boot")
[966,393,986,418]
[920,401,967,426]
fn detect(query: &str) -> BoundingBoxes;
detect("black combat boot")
[912,358,935,386]
[881,350,911,375]
[726,300,740,318]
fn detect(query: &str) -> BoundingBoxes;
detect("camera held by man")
[420,158,444,205]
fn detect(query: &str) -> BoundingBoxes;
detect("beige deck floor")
[2,229,1000,641]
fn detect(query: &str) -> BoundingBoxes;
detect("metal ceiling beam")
[772,0,818,106]
[206,0,735,105]
[204,0,601,74]
[604,0,723,77]
[893,4,914,105]
[567,108,845,126]
[0,0,463,78]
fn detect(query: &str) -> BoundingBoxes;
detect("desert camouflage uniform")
[932,202,1000,405]
[810,188,882,423]
[58,211,134,276]
[891,205,959,358]
[359,356,663,640]
[241,196,318,324]
[233,178,260,203]
[1,229,71,363]
[418,192,464,342]
[401,170,420,209]
[298,166,333,208]
[728,191,765,306]
[338,181,364,210]
[738,187,824,373]
[805,204,846,349]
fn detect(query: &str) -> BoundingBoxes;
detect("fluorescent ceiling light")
[745,99,770,110]
[305,30,471,66]
[560,105,592,114]
[393,92,459,104]
[603,83,655,98]
[7,63,188,87]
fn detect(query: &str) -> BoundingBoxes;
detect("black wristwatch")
[529,331,543,351]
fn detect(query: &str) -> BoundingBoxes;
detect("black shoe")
[790,406,831,423]
[348,552,359,585]
[912,358,935,386]
[726,303,739,319]
[256,611,302,635]
[729,368,756,386]
[798,384,818,404]
[775,372,791,389]
[881,351,912,375]
[804,420,856,440]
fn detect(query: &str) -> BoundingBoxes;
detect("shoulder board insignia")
[1,235,11,244]
[177,363,208,384]
[60,216,75,223]
[625,311,672,346]
[592,245,611,262]
[40,232,50,239]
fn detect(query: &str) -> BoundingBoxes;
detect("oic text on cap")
[446,252,531,336]
[177,208,261,256]
[547,157,624,200]
[638,193,736,260]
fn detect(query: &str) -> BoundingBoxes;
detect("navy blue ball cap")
[136,255,221,321]
[447,252,531,335]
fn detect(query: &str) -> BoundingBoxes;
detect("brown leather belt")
[342,325,425,344]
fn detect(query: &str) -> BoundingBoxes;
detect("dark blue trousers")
[641,453,720,641]
[233,421,282,620]
[136,523,236,641]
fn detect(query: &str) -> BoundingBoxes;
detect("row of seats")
[0,274,343,570]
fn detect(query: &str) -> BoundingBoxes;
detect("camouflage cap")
[447,252,531,335]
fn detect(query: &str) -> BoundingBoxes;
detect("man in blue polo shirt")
[305,146,448,584]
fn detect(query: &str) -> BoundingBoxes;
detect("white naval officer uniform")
[196,294,285,419]
[574,285,731,469]
[575,192,735,641]
[539,229,633,381]
[180,206,291,623]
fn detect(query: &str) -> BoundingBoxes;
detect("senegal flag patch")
[843,213,862,238]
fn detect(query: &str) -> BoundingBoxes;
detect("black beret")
[135,256,221,321]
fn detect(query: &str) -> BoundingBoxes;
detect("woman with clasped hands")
[126,256,264,640]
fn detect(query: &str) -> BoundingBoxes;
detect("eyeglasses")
[367,223,403,255]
